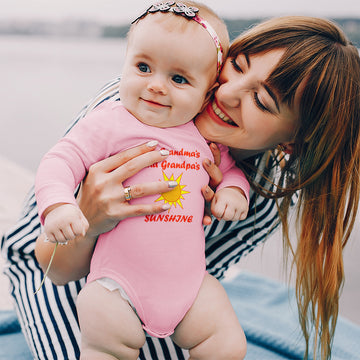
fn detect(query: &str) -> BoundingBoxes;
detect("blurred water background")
[0,35,126,171]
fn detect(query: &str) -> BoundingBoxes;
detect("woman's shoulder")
[89,77,121,108]
[63,78,121,135]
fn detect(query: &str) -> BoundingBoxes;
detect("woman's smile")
[207,100,238,127]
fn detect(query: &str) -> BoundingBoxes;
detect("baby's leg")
[77,281,146,360]
[172,273,246,360]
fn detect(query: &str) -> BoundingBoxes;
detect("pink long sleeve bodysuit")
[35,101,250,338]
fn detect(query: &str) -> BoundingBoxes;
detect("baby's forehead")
[132,17,216,54]
[130,11,200,37]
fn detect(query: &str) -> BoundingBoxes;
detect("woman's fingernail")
[162,204,171,210]
[204,185,210,194]
[160,149,169,156]
[168,181,178,188]
[204,158,212,167]
[146,140,158,148]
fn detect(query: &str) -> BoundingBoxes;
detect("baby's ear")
[200,82,219,112]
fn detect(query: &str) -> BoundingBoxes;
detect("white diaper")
[97,277,135,309]
[97,277,150,336]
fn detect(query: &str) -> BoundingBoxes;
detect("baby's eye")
[138,63,150,73]
[172,74,188,84]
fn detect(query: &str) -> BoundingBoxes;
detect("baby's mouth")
[211,101,237,126]
[141,98,169,108]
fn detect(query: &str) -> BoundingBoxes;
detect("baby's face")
[119,14,218,128]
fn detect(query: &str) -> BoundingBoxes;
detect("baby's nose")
[147,78,167,95]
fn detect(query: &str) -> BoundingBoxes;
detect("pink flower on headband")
[148,1,175,13]
[172,3,199,18]
[133,2,200,23]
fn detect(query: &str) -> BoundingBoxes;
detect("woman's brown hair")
[231,16,360,359]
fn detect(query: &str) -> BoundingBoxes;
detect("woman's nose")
[217,82,242,108]
[147,77,167,95]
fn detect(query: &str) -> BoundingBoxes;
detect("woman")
[2,16,360,360]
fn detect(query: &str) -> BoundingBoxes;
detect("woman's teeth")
[212,101,236,126]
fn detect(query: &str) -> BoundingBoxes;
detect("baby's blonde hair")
[130,1,229,59]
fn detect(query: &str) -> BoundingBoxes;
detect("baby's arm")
[209,143,250,221]
[35,102,117,240]
[43,203,89,243]
[211,186,248,221]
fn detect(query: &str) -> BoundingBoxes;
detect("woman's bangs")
[266,46,310,106]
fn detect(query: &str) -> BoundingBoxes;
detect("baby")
[35,2,248,359]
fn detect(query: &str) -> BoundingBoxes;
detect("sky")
[1,0,360,24]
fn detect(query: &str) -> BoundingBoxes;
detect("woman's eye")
[231,58,243,73]
[172,74,188,84]
[254,93,269,112]
[138,63,150,73]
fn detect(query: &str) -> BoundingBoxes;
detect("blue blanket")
[223,271,360,359]
[1,271,359,359]
[0,310,32,359]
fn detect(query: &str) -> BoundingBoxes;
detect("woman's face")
[195,49,300,152]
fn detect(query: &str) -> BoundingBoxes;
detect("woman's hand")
[201,143,223,225]
[78,140,175,238]
[35,141,175,284]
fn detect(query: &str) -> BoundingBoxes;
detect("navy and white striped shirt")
[1,78,281,360]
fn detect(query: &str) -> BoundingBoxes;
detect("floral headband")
[131,1,224,74]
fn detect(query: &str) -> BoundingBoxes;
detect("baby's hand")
[211,187,248,221]
[44,204,89,243]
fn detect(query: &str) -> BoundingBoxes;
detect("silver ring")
[124,186,132,201]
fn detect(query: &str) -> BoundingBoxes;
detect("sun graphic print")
[156,172,190,209]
